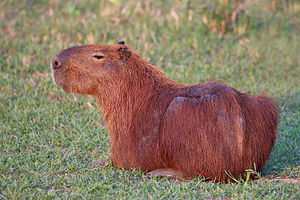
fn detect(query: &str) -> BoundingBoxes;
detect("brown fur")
[51,43,278,182]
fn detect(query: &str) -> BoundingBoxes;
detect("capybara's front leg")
[147,168,182,178]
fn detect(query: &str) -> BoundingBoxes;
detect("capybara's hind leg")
[147,168,182,178]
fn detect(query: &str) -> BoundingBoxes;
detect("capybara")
[51,41,278,182]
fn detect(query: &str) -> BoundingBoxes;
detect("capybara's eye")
[93,55,104,59]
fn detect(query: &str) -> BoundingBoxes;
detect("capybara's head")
[51,43,132,94]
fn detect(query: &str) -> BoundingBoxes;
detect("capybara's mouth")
[51,68,59,85]
[51,68,70,92]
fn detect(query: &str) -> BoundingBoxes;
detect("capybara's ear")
[117,40,125,44]
[117,47,131,61]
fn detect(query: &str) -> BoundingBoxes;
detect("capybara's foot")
[147,168,182,178]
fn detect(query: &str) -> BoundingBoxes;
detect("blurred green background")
[0,0,299,199]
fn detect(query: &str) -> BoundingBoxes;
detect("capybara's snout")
[51,49,69,70]
[52,56,62,70]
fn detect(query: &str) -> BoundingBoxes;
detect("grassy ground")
[0,0,299,199]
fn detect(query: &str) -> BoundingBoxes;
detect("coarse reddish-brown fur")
[51,43,278,182]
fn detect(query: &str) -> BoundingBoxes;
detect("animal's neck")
[95,57,180,124]
[104,76,163,119]
[96,55,179,121]
[93,57,183,167]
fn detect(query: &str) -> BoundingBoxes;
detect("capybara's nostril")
[52,58,61,69]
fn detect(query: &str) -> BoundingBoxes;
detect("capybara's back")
[51,42,278,182]
[160,83,278,181]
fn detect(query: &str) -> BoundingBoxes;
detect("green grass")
[0,0,299,199]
